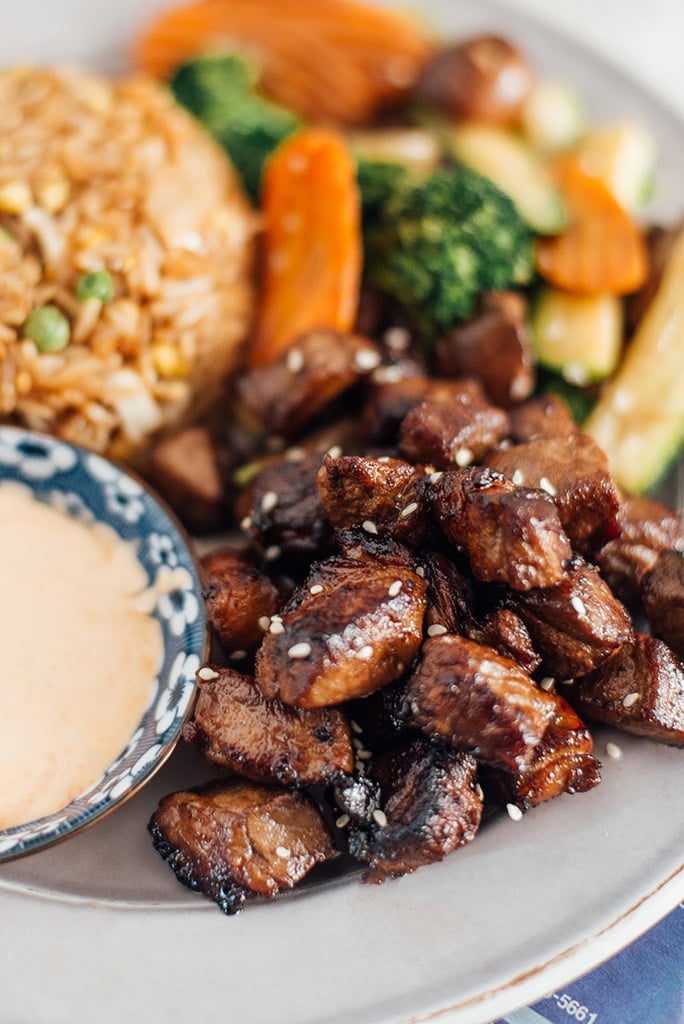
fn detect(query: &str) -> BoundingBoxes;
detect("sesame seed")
[309,584,324,595]
[455,447,474,468]
[474,783,484,801]
[561,678,575,687]
[400,501,419,518]
[355,348,381,372]
[352,737,364,751]
[416,566,425,578]
[276,846,291,858]
[429,471,443,483]
[512,469,524,486]
[383,326,411,350]
[264,545,281,561]
[377,455,391,464]
[286,347,304,374]
[286,446,306,462]
[362,520,378,535]
[261,490,279,513]
[197,666,219,681]
[269,620,285,635]
[258,616,271,632]
[357,645,374,661]
[372,364,405,384]
[622,691,640,708]
[510,373,532,401]
[230,650,247,661]
[335,814,350,829]
[427,623,448,637]
[357,749,372,760]
[539,476,557,496]
[240,515,253,532]
[606,741,623,760]
[350,719,363,734]
[571,596,586,616]
[288,642,312,659]
[388,580,403,597]
[506,803,523,822]
[326,445,342,459]
[373,809,388,827]
[539,676,555,692]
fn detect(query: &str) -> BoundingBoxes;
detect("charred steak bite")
[406,634,559,772]
[470,607,542,675]
[255,536,427,708]
[431,466,572,591]
[484,433,621,557]
[362,374,433,445]
[435,291,534,409]
[596,497,684,606]
[185,666,353,785]
[343,678,412,755]
[508,394,580,443]
[421,549,479,638]
[202,549,284,654]
[511,554,634,681]
[481,695,600,812]
[241,452,333,561]
[570,633,684,746]
[347,737,482,880]
[237,329,382,437]
[399,378,509,469]
[149,780,337,914]
[640,550,684,661]
[146,425,227,534]
[317,453,431,545]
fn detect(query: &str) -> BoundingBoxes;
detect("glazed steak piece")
[406,634,559,772]
[508,393,580,443]
[596,497,684,605]
[571,633,684,745]
[511,554,635,680]
[484,432,621,556]
[421,549,478,637]
[362,374,433,444]
[317,453,431,546]
[243,452,332,559]
[237,329,382,437]
[149,780,336,914]
[481,696,601,812]
[347,737,482,880]
[202,549,283,653]
[399,378,509,469]
[184,666,353,785]
[641,550,684,661]
[255,536,427,707]
[471,607,542,675]
[431,466,572,591]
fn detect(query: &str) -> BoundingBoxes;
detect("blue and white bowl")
[0,426,205,862]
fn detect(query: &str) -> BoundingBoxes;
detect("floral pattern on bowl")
[0,426,205,862]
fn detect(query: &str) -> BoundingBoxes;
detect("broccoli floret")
[363,164,535,341]
[170,54,300,201]
[356,158,412,220]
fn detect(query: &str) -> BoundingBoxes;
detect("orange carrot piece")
[133,0,435,125]
[248,128,362,368]
[535,157,648,295]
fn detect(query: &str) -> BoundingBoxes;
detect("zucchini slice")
[531,287,623,385]
[586,224,684,494]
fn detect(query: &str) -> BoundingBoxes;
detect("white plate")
[2,2,683,1023]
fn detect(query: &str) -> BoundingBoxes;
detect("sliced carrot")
[133,0,435,125]
[248,128,362,368]
[535,157,648,295]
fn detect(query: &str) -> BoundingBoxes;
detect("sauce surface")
[0,483,163,830]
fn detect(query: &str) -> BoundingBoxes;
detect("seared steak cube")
[508,394,580,443]
[202,549,284,653]
[596,497,684,605]
[511,555,634,680]
[471,607,542,675]
[485,433,621,556]
[421,549,478,637]
[184,666,353,785]
[255,539,427,707]
[347,737,482,880]
[406,634,558,772]
[146,425,226,534]
[399,378,509,469]
[317,453,431,546]
[237,329,382,436]
[431,466,572,591]
[641,550,684,661]
[149,780,336,914]
[362,374,433,445]
[571,633,684,745]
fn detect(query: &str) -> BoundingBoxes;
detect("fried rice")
[0,67,255,458]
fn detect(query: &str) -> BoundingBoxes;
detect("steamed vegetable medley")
[132,0,684,913]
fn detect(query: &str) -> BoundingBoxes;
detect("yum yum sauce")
[0,482,163,830]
